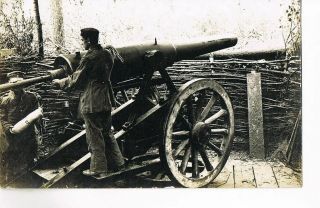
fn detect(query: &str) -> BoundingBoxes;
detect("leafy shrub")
[0,0,35,56]
[280,0,301,57]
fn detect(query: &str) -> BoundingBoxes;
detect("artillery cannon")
[0,38,237,92]
[1,37,237,188]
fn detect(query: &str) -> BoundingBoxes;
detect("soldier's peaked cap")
[80,28,99,38]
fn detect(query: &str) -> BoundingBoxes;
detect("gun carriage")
[0,37,237,188]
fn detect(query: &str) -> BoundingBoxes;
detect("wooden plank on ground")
[272,164,301,188]
[252,162,278,188]
[234,164,256,188]
[33,166,68,181]
[41,153,91,188]
[92,158,160,180]
[209,162,234,188]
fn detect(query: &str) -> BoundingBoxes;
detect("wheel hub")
[191,122,210,145]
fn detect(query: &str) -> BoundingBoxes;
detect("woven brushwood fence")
[0,56,301,155]
[166,58,301,147]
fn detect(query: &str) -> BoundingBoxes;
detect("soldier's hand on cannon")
[9,126,16,134]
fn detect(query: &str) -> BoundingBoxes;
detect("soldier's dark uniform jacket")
[58,44,124,173]
[60,44,116,113]
[0,90,40,181]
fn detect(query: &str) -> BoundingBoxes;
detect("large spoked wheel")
[161,78,234,188]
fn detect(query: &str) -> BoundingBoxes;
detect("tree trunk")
[50,0,65,52]
[33,0,44,58]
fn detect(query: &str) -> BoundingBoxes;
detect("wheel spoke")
[173,139,189,158]
[204,109,227,124]
[220,135,228,152]
[177,114,192,130]
[191,144,199,178]
[195,91,206,119]
[172,130,190,136]
[210,128,228,134]
[180,146,191,174]
[207,141,223,156]
[198,145,214,171]
[198,95,216,121]
[187,97,195,125]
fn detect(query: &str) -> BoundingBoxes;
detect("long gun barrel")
[0,67,69,92]
[0,37,237,92]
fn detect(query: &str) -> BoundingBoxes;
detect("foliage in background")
[58,0,289,54]
[0,0,299,57]
[0,0,35,56]
[280,0,301,57]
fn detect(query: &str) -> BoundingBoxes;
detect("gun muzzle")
[0,67,69,93]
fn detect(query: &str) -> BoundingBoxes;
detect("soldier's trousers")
[82,111,124,172]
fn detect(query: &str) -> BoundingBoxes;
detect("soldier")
[52,28,125,177]
[0,71,42,185]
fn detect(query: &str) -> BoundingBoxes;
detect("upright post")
[247,71,265,159]
[33,0,44,58]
